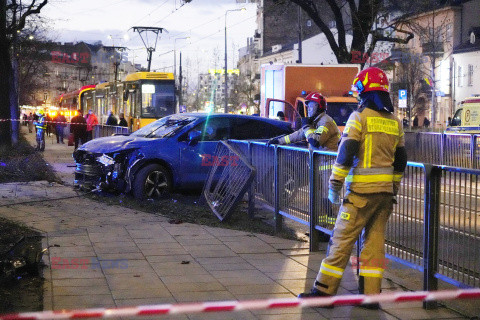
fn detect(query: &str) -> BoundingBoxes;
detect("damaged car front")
[72,115,197,194]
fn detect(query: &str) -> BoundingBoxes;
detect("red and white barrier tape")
[0,119,122,126]
[0,119,71,125]
[0,289,479,319]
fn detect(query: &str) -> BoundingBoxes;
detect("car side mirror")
[187,130,201,146]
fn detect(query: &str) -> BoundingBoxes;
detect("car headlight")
[97,154,115,166]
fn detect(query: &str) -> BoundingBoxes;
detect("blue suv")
[73,113,292,199]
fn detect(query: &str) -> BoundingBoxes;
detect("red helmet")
[352,67,389,94]
[305,91,327,111]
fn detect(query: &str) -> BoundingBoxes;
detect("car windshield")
[131,115,197,138]
[326,102,358,127]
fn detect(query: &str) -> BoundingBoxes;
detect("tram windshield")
[141,81,175,119]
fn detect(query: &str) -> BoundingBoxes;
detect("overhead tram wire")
[75,0,131,15]
[151,0,192,26]
[130,0,170,28]
[157,14,256,55]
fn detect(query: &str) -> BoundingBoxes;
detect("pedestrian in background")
[54,112,67,144]
[85,109,98,141]
[71,110,87,150]
[106,110,118,126]
[118,113,128,127]
[298,67,407,310]
[45,113,53,137]
[33,112,39,133]
[27,112,34,133]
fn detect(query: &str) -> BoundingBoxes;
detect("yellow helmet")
[37,109,45,116]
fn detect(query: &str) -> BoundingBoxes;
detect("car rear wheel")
[133,164,172,200]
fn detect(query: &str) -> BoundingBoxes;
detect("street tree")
[232,73,259,114]
[275,0,414,64]
[16,21,52,106]
[0,0,48,147]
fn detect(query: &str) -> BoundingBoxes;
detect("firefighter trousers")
[314,192,394,295]
[36,129,45,151]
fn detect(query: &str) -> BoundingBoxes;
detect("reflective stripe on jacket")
[35,116,47,130]
[329,107,405,194]
[278,112,341,151]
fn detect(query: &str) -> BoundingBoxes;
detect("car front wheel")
[133,164,172,200]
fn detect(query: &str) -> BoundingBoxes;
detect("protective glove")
[266,137,280,146]
[392,196,398,204]
[301,117,312,126]
[328,189,341,205]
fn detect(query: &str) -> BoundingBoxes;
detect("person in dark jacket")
[118,113,128,127]
[106,110,118,126]
[54,113,67,144]
[70,110,87,150]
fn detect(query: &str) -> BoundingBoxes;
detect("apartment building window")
[458,66,463,87]
[446,24,452,43]
[468,64,474,86]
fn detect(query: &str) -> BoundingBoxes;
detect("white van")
[446,96,480,133]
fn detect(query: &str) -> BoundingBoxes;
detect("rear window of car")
[231,118,291,140]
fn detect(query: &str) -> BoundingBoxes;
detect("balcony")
[422,41,444,57]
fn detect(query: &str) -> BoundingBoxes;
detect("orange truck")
[260,64,360,130]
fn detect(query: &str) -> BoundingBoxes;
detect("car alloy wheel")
[133,164,172,200]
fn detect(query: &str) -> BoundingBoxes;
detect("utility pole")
[103,46,127,113]
[297,6,302,63]
[132,27,166,71]
[103,46,127,83]
[179,52,183,107]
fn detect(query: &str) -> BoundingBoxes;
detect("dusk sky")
[42,0,257,76]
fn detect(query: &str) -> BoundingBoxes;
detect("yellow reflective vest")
[278,112,341,151]
[330,108,405,194]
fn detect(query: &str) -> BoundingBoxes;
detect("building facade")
[31,41,137,108]
[389,0,480,128]
[197,69,239,112]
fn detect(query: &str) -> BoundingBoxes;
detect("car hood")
[78,135,158,153]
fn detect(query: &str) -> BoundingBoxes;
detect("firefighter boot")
[358,276,380,310]
[298,282,334,309]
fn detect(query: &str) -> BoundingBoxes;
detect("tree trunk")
[10,58,19,145]
[0,0,12,147]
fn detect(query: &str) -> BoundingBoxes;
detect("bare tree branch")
[287,0,341,60]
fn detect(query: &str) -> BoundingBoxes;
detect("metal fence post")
[309,150,319,251]
[247,142,255,219]
[441,133,446,166]
[423,164,440,309]
[274,146,283,233]
[471,135,477,170]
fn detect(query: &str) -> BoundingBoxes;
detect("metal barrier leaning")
[93,125,130,139]
[229,140,480,294]
[203,141,255,221]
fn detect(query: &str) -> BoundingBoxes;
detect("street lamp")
[224,7,245,113]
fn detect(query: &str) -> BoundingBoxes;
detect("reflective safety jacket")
[278,112,341,151]
[35,116,47,130]
[329,107,407,194]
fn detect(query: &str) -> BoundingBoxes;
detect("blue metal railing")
[228,140,480,292]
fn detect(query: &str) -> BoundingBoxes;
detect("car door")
[179,117,232,189]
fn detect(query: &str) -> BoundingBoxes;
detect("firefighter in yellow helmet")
[298,67,408,309]
[267,91,340,151]
[34,109,47,151]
